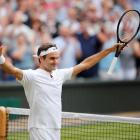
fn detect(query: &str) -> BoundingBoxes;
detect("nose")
[53,58,59,65]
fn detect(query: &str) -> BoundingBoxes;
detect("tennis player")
[0,42,124,140]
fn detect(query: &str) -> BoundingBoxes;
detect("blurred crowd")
[0,0,140,81]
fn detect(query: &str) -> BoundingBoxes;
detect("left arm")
[72,43,123,76]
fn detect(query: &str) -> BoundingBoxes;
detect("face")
[17,34,27,45]
[40,52,60,72]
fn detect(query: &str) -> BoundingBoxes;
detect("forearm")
[0,59,23,80]
[81,46,115,70]
[72,43,124,76]
[0,45,23,80]
[1,60,16,75]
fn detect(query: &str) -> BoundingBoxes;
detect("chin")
[52,67,57,70]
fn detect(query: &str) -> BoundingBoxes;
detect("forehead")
[46,51,60,58]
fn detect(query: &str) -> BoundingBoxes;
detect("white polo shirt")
[18,68,73,130]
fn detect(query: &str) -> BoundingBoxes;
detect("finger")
[118,43,125,46]
[115,43,124,47]
[119,43,126,51]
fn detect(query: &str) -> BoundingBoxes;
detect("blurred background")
[0,0,140,116]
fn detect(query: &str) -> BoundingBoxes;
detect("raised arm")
[72,43,124,76]
[0,45,23,80]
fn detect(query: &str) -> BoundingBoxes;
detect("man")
[75,20,107,78]
[0,42,124,140]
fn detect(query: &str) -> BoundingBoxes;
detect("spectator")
[75,20,107,78]
[8,33,34,69]
[0,44,14,81]
[5,10,35,46]
[54,0,69,23]
[120,44,137,80]
[99,37,123,80]
[99,4,123,80]
[128,0,140,10]
[46,9,60,38]
[113,0,132,13]
[31,18,45,45]
[62,7,80,33]
[16,0,32,27]
[53,24,82,69]
[0,15,10,40]
[133,38,140,79]
[84,4,101,36]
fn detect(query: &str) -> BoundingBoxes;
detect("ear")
[39,56,46,63]
[38,58,41,63]
[39,56,43,63]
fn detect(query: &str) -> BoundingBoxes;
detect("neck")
[39,66,52,74]
[39,67,53,78]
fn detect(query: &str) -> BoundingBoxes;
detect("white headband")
[33,47,59,58]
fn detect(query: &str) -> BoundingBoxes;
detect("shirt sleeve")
[59,67,73,83]
[17,69,34,87]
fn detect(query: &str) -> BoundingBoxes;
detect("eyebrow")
[49,56,60,59]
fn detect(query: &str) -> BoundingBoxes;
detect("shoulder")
[17,69,35,85]
[21,69,36,80]
[53,68,73,81]
[55,68,73,74]
[22,69,35,74]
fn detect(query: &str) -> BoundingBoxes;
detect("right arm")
[0,45,23,80]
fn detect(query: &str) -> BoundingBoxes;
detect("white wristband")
[0,55,6,64]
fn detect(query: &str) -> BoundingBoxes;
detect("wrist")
[111,46,116,52]
[0,55,6,64]
[107,47,115,53]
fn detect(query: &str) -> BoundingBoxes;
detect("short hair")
[37,43,57,56]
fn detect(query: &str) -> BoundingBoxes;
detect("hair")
[37,43,57,56]
[37,43,57,63]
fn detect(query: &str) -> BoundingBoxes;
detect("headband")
[33,47,59,58]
